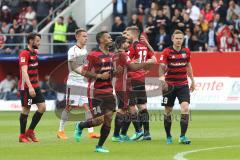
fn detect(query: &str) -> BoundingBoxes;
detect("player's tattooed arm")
[21,65,36,97]
[140,35,156,55]
[187,62,195,92]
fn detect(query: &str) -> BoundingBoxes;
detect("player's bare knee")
[22,107,30,115]
[138,104,147,111]
[164,107,173,115]
[38,103,46,113]
[129,106,137,114]
[180,102,189,114]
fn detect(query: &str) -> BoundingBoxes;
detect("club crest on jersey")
[182,54,187,58]
[21,57,25,62]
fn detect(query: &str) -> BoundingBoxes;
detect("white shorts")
[66,78,88,106]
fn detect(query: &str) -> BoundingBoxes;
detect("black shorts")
[161,84,190,107]
[129,80,147,106]
[89,94,116,118]
[116,91,129,109]
[20,88,45,108]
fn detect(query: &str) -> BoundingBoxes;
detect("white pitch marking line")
[174,145,240,160]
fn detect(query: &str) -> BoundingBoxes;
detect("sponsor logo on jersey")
[21,57,25,62]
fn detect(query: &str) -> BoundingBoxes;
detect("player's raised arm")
[140,35,155,56]
[140,35,157,64]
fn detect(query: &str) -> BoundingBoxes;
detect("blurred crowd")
[112,0,240,52]
[0,74,56,100]
[0,0,68,54]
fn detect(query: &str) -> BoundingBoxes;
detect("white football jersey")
[67,45,88,87]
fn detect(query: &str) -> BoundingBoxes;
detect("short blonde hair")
[126,26,139,34]
[173,30,184,36]
[75,28,86,36]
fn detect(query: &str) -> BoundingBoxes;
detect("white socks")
[59,109,69,131]
[59,109,94,133]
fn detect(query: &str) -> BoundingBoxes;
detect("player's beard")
[32,43,39,49]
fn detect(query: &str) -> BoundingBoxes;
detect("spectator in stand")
[149,1,159,21]
[136,0,151,15]
[219,29,234,51]
[206,21,218,52]
[17,7,27,25]
[213,13,222,32]
[113,0,127,18]
[200,2,214,23]
[0,29,6,54]
[49,16,67,54]
[11,19,22,33]
[183,27,194,50]
[192,24,208,51]
[4,28,20,54]
[155,9,171,34]
[1,21,10,34]
[0,5,13,24]
[31,19,38,32]
[162,4,171,19]
[128,13,143,33]
[198,14,209,32]
[135,0,151,24]
[0,74,16,99]
[20,18,33,33]
[171,8,184,33]
[186,0,200,24]
[25,6,36,25]
[145,15,157,50]
[182,12,194,33]
[227,0,240,22]
[214,0,227,24]
[111,16,126,41]
[67,16,78,44]
[40,75,56,100]
[155,25,171,51]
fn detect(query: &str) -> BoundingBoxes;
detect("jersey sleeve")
[67,48,76,61]
[19,50,29,66]
[160,48,169,64]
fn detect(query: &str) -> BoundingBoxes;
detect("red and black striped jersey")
[84,50,114,96]
[113,51,131,92]
[161,47,191,86]
[18,48,39,90]
[127,41,154,80]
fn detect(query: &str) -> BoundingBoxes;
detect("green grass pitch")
[0,111,239,160]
